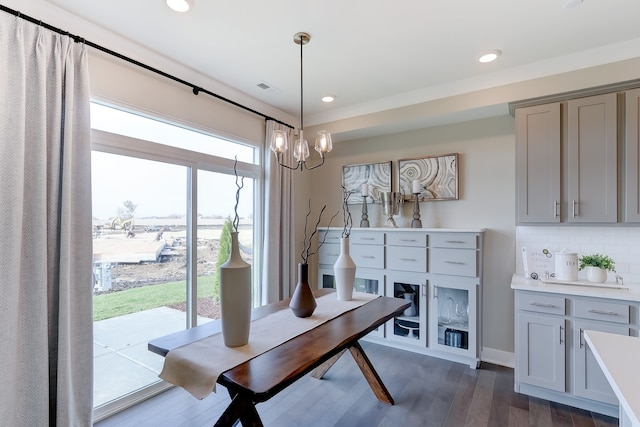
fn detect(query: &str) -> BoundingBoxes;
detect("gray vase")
[219,231,252,347]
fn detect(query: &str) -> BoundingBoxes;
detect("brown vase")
[289,263,317,318]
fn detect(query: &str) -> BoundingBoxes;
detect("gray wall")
[310,115,517,361]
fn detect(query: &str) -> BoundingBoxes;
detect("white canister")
[555,251,578,281]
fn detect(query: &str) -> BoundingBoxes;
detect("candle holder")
[411,193,422,228]
[360,195,370,227]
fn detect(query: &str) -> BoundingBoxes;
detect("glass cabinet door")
[429,276,477,360]
[318,267,385,337]
[385,273,427,347]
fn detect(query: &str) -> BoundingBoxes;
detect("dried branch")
[341,185,353,238]
[233,156,244,232]
[300,199,339,264]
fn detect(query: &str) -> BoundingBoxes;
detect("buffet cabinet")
[317,227,484,368]
[513,284,640,417]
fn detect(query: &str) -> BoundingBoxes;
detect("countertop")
[511,274,640,302]
[319,227,487,233]
[584,331,640,427]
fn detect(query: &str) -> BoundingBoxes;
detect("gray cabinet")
[515,93,620,224]
[514,287,636,417]
[515,103,561,223]
[317,228,484,368]
[625,88,640,222]
[567,93,618,223]
[573,320,628,405]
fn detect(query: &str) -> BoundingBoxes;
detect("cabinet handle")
[328,253,339,257]
[579,328,584,348]
[362,256,375,259]
[399,238,417,242]
[360,237,375,241]
[445,240,465,244]
[560,325,564,344]
[554,200,559,218]
[529,302,556,308]
[572,200,579,218]
[400,258,417,262]
[444,261,465,265]
[433,285,438,299]
[588,309,619,316]
[422,282,427,297]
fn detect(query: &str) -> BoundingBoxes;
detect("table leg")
[214,393,263,427]
[348,341,394,405]
[309,349,347,379]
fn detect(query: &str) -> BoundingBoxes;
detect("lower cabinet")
[318,227,485,369]
[515,289,635,416]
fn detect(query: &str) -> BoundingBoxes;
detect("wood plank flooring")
[94,342,618,427]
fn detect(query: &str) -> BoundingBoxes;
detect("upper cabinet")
[515,103,561,223]
[516,92,621,224]
[625,88,640,222]
[566,93,617,223]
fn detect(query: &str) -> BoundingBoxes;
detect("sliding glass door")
[90,103,260,420]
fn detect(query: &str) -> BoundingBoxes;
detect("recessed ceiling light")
[321,95,335,103]
[166,0,193,12]
[563,0,583,8]
[478,49,502,63]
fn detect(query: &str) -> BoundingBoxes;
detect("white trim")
[481,347,515,368]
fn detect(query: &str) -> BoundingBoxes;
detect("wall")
[310,114,517,365]
[516,226,640,284]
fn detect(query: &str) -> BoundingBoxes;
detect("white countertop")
[511,274,640,302]
[320,226,487,233]
[584,331,640,427]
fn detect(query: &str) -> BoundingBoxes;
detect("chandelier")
[270,32,332,171]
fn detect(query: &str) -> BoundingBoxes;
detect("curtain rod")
[0,4,293,130]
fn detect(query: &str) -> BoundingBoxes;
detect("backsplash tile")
[516,226,640,284]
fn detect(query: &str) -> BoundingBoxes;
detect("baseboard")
[481,347,514,368]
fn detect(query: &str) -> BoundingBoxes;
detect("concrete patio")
[93,307,210,407]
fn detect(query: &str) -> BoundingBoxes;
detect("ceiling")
[33,0,640,130]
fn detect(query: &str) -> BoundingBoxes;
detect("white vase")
[219,231,252,347]
[334,237,356,301]
[585,266,607,283]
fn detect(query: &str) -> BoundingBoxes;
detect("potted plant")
[578,253,615,283]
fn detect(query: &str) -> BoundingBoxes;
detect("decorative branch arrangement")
[341,185,353,238]
[300,199,338,264]
[233,156,244,233]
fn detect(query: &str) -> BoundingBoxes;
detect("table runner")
[159,292,379,399]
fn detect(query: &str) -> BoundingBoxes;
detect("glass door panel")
[318,267,384,337]
[429,276,477,358]
[385,273,427,347]
[92,152,188,409]
[196,170,255,324]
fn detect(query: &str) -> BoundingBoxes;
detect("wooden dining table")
[148,289,409,427]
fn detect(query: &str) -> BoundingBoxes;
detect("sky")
[90,104,255,219]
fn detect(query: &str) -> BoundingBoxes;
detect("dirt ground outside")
[93,223,253,319]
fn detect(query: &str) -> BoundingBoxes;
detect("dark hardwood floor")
[94,342,618,427]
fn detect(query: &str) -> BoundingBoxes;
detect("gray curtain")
[0,14,93,426]
[262,121,296,303]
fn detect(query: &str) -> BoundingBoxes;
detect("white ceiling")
[33,0,640,129]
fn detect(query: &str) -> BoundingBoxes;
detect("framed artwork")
[342,161,392,204]
[398,153,459,201]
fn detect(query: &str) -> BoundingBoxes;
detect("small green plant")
[578,253,616,272]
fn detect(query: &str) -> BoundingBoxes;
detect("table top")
[584,330,640,427]
[149,290,409,403]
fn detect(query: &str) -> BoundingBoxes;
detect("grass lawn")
[93,278,215,321]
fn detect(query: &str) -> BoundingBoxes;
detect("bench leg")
[214,393,263,427]
[309,348,347,379]
[348,341,394,405]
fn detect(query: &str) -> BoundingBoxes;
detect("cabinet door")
[573,320,629,404]
[429,276,478,366]
[567,93,618,223]
[517,312,566,392]
[385,272,428,347]
[515,103,561,223]
[625,88,640,222]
